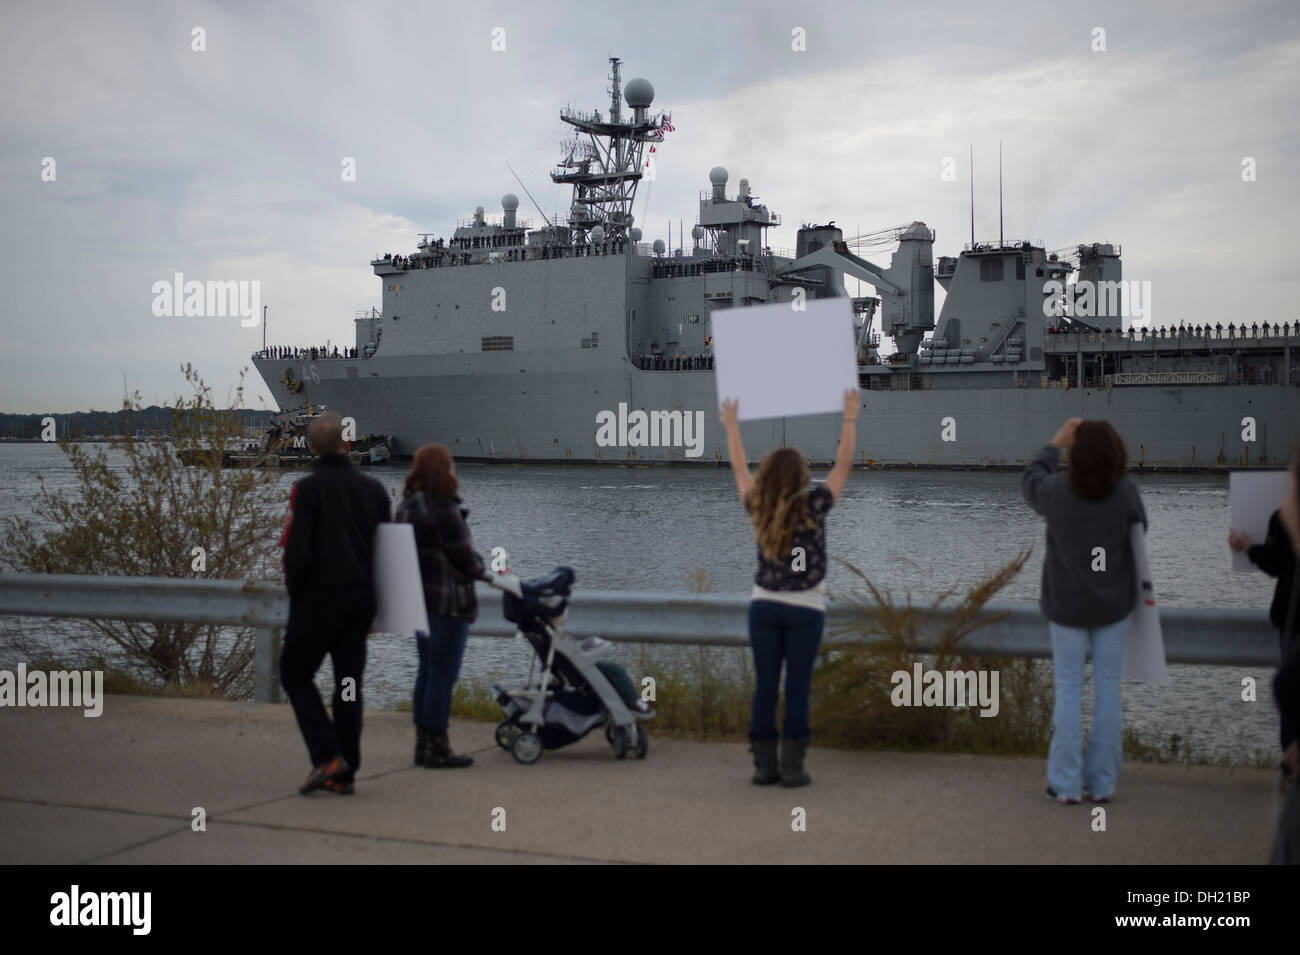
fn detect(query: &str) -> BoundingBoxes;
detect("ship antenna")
[998,140,1004,249]
[505,161,552,227]
[969,144,975,248]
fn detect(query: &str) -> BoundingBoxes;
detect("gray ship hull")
[252,352,1295,469]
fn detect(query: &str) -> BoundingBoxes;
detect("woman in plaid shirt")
[397,444,489,768]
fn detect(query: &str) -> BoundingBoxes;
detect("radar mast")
[553,57,664,245]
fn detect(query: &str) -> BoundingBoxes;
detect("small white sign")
[371,523,430,635]
[1124,524,1169,684]
[1229,471,1289,571]
[712,297,859,421]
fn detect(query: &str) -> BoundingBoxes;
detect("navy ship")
[253,58,1297,469]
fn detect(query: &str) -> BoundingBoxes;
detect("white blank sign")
[1124,524,1169,684]
[1229,471,1289,571]
[712,297,859,422]
[371,523,430,635]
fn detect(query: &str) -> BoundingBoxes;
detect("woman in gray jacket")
[1022,418,1148,804]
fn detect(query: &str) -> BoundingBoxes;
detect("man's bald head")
[307,412,346,455]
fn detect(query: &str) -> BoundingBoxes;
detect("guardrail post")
[254,626,282,703]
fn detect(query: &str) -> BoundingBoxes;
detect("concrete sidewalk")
[0,696,1282,864]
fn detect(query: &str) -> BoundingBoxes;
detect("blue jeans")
[1047,613,1131,799]
[413,615,469,733]
[748,600,825,742]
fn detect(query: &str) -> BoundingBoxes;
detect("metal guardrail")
[0,574,289,703]
[0,573,1283,704]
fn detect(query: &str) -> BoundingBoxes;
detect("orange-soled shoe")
[299,756,349,795]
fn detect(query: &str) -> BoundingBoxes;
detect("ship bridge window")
[482,336,514,351]
[980,258,1004,282]
[1016,258,1025,281]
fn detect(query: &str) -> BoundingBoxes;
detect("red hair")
[403,444,458,499]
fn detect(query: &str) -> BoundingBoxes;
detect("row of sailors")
[258,345,356,360]
[1044,322,1298,340]
[633,353,714,371]
[384,252,472,269]
[382,239,632,270]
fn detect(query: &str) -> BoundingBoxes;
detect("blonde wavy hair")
[748,447,813,564]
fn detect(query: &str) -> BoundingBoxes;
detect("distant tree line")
[0,407,279,440]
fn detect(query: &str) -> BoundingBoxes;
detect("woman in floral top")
[720,389,859,787]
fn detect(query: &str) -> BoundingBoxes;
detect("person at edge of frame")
[1229,495,1298,782]
[1270,451,1300,863]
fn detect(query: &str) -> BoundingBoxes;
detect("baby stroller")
[487,566,653,764]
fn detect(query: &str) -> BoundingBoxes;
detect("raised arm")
[1022,418,1079,516]
[823,389,860,503]
[719,398,753,502]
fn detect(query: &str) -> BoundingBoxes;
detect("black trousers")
[280,588,376,774]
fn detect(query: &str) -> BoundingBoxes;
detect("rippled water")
[0,443,1286,763]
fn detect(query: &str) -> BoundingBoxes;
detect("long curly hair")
[403,443,458,500]
[748,447,813,564]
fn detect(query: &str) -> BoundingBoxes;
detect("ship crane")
[772,221,936,356]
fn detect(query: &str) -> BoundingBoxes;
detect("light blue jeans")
[1047,613,1131,800]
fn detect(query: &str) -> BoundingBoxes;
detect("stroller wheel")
[612,725,630,759]
[512,731,543,765]
[495,721,519,750]
[604,719,616,745]
[634,724,648,759]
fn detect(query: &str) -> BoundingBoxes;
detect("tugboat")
[178,405,390,468]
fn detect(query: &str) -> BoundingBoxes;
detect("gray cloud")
[1,0,1296,410]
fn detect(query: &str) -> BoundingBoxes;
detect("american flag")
[661,112,675,132]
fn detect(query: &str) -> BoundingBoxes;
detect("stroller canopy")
[504,566,576,626]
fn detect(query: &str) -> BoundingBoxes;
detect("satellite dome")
[652,239,666,254]
[501,194,519,210]
[709,166,729,185]
[624,77,654,108]
[691,225,704,240]
[630,227,643,241]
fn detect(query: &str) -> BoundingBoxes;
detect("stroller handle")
[485,572,524,598]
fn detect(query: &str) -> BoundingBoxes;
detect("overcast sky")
[2,0,1297,413]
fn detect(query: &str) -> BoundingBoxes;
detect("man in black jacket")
[281,412,391,794]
